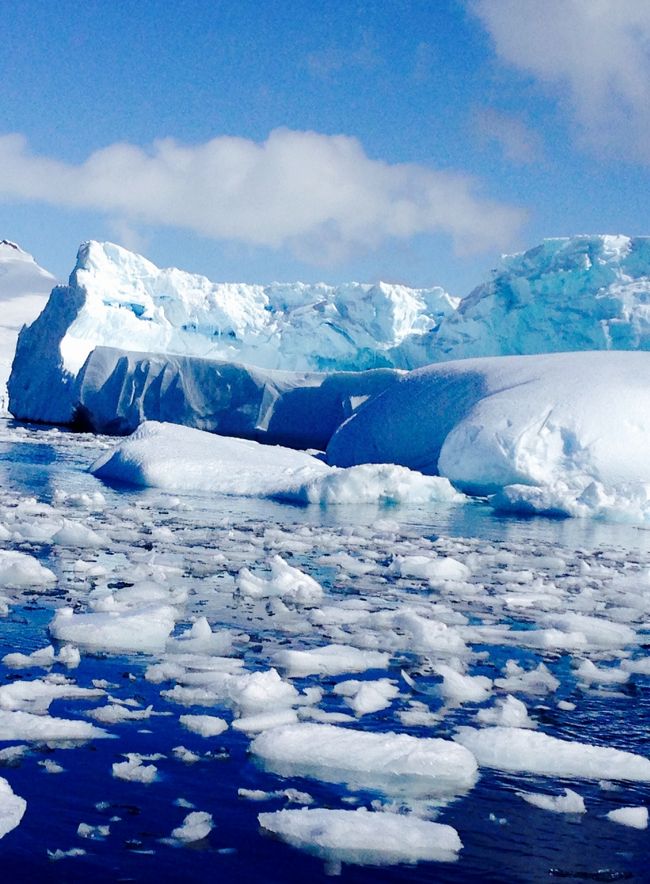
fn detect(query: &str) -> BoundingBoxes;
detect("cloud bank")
[474,0,650,162]
[0,129,524,263]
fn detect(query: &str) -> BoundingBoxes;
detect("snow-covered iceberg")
[327,350,650,518]
[91,420,463,506]
[8,240,454,428]
[435,235,650,360]
[0,240,56,413]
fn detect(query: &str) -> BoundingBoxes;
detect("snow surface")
[258,807,462,866]
[0,240,56,414]
[328,350,650,522]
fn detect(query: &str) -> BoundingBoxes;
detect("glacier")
[0,240,56,413]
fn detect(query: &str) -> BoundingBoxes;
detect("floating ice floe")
[179,714,228,737]
[49,605,178,654]
[251,723,478,799]
[0,776,27,839]
[274,644,390,677]
[518,789,586,814]
[237,556,323,605]
[606,806,648,829]
[168,811,214,844]
[258,807,463,867]
[112,753,159,783]
[0,710,109,743]
[0,550,56,589]
[455,727,650,782]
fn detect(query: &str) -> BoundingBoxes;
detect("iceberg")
[90,420,463,506]
[0,239,56,413]
[8,240,454,429]
[327,350,650,518]
[435,235,650,360]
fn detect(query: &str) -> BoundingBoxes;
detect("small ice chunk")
[179,714,228,737]
[0,551,56,589]
[237,556,323,606]
[112,754,158,783]
[476,695,536,729]
[606,806,648,829]
[169,811,213,843]
[77,822,110,840]
[232,709,299,733]
[434,665,492,705]
[275,644,390,677]
[52,521,105,548]
[518,788,586,813]
[333,679,399,717]
[258,807,463,866]
[48,847,86,861]
[50,605,177,654]
[39,759,64,774]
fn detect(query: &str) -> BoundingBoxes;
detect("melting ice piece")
[49,605,177,654]
[606,806,648,829]
[251,723,478,799]
[274,644,390,677]
[169,811,214,844]
[179,715,228,737]
[0,550,56,589]
[518,789,586,814]
[455,727,650,782]
[237,556,323,605]
[258,807,462,867]
[0,777,26,839]
[0,709,109,742]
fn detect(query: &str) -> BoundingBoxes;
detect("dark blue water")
[1,421,650,883]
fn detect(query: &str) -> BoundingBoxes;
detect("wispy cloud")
[0,129,525,263]
[473,0,650,162]
[473,107,544,165]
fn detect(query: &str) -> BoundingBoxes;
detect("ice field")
[0,418,649,882]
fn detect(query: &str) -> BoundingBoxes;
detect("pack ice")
[0,240,56,413]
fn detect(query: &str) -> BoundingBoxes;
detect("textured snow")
[258,807,462,866]
[0,240,56,414]
[251,722,478,798]
[328,350,650,521]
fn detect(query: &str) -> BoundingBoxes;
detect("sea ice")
[251,722,479,798]
[606,806,648,829]
[0,777,27,839]
[455,727,650,782]
[258,807,463,866]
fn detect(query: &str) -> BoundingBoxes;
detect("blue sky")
[1,0,649,295]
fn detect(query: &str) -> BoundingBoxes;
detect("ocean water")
[0,419,649,883]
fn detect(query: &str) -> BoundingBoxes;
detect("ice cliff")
[0,240,56,413]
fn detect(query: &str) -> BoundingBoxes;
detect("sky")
[1,0,650,296]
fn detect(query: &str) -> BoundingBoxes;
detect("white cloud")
[0,129,524,263]
[473,107,544,164]
[473,0,650,161]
